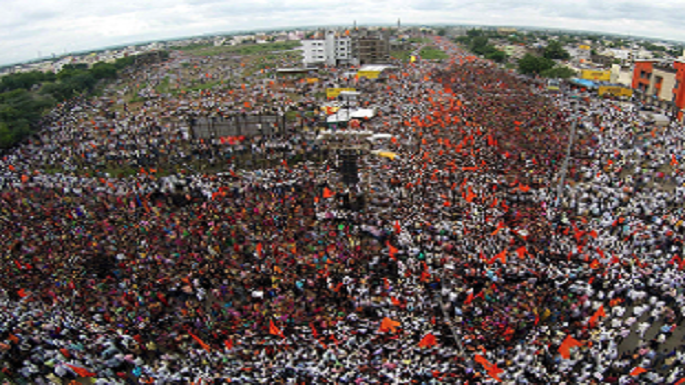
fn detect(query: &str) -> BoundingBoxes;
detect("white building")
[302,30,355,67]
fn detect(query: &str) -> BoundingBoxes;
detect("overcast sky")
[2,0,685,66]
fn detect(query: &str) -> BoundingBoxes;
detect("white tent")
[326,108,376,124]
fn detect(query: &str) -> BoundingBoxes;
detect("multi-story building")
[354,29,390,65]
[301,30,354,67]
[301,28,390,67]
[632,59,685,120]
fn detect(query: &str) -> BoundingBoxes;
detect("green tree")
[543,40,570,60]
[91,62,118,79]
[486,50,508,63]
[541,66,576,79]
[467,29,483,37]
[518,54,554,75]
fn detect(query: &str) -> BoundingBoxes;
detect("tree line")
[454,29,576,79]
[0,51,169,149]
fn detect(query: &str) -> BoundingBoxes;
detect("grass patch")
[180,41,302,57]
[182,80,222,92]
[407,37,431,44]
[419,46,448,60]
[155,76,170,94]
[390,50,412,61]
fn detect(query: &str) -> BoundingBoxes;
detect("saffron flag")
[269,319,284,338]
[588,305,606,327]
[630,367,647,376]
[488,250,506,265]
[323,187,334,199]
[475,354,503,382]
[516,246,527,260]
[379,317,401,333]
[559,334,582,359]
[418,333,437,348]
[188,332,211,352]
[65,364,96,377]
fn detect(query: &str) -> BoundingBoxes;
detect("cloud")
[2,0,685,65]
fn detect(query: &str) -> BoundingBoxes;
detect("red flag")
[464,292,474,305]
[418,333,437,348]
[310,322,318,338]
[674,378,685,385]
[256,243,263,256]
[224,339,233,350]
[322,187,334,198]
[65,364,96,377]
[394,221,401,234]
[630,367,647,376]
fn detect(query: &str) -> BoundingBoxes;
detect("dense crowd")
[1,37,685,384]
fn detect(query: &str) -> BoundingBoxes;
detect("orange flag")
[465,186,476,203]
[516,246,527,260]
[488,250,506,265]
[387,242,398,260]
[558,334,582,359]
[491,222,505,236]
[588,305,606,327]
[256,243,263,256]
[418,333,437,348]
[630,367,648,376]
[475,354,503,382]
[394,220,401,234]
[323,187,334,198]
[269,319,284,338]
[65,364,96,377]
[379,317,401,333]
[188,332,211,352]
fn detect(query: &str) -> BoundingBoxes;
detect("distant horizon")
[2,20,684,69]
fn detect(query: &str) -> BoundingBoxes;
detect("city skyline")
[3,0,685,66]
